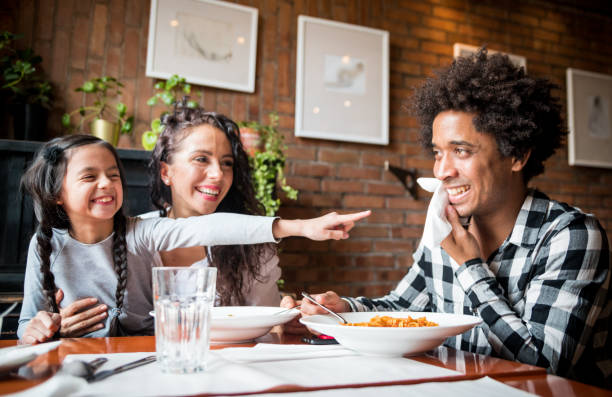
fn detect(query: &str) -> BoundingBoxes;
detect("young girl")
[143,102,281,307]
[18,134,369,344]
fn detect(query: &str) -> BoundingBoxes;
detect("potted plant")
[141,74,199,150]
[239,113,298,216]
[62,76,133,146]
[0,31,53,141]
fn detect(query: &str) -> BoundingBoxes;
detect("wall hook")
[384,161,418,199]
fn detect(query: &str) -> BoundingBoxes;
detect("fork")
[301,292,348,324]
[273,305,301,316]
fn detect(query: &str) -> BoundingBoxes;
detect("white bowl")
[300,311,482,357]
[210,306,299,343]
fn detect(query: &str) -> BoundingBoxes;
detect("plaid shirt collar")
[506,188,549,249]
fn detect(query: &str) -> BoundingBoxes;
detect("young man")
[284,49,610,387]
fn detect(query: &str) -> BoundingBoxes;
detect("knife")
[88,355,156,382]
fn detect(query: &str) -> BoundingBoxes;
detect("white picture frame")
[295,16,389,145]
[146,0,258,93]
[567,68,612,168]
[453,43,527,71]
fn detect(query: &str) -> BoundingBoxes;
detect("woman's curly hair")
[413,47,565,183]
[149,99,275,306]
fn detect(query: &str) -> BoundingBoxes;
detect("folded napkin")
[0,340,62,375]
[417,178,452,250]
[15,344,461,397]
[250,376,538,397]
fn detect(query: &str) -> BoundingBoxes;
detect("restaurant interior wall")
[1,0,611,298]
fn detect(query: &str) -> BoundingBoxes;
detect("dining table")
[0,329,609,397]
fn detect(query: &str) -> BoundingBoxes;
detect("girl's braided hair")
[149,99,275,305]
[21,134,129,318]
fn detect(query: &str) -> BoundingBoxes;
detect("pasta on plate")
[341,315,438,327]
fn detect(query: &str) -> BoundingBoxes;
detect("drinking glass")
[153,267,217,373]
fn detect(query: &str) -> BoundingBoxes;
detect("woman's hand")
[19,311,61,345]
[55,289,108,337]
[273,210,371,240]
[440,205,481,268]
[301,291,349,315]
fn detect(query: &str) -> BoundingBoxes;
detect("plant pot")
[9,104,47,141]
[90,119,119,146]
[239,127,263,156]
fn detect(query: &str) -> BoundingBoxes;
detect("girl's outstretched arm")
[272,210,371,240]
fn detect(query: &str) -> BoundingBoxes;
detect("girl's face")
[161,124,234,218]
[58,144,123,228]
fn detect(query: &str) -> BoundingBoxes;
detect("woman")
[144,101,281,306]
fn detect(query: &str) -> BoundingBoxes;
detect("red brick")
[366,182,406,196]
[125,0,143,27]
[432,6,464,22]
[285,146,316,161]
[293,163,334,177]
[297,192,342,208]
[368,210,406,225]
[355,255,394,268]
[330,240,373,253]
[36,0,54,40]
[376,270,407,282]
[387,197,428,210]
[105,45,121,78]
[109,0,125,45]
[344,195,385,209]
[319,149,360,164]
[89,3,107,57]
[332,269,374,282]
[55,0,74,28]
[279,1,292,49]
[337,166,381,180]
[71,16,89,70]
[321,180,364,193]
[50,30,70,84]
[276,100,295,114]
[392,226,424,239]
[262,62,276,112]
[374,240,411,253]
[350,225,389,238]
[277,51,290,97]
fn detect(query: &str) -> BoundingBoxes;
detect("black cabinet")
[0,139,154,295]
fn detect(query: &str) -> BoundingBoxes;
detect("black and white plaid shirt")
[345,189,611,387]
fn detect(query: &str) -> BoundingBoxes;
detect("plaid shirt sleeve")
[344,246,432,312]
[454,213,610,376]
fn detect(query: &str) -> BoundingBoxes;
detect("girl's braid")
[112,212,128,312]
[36,221,59,313]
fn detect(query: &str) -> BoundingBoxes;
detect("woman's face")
[161,124,234,218]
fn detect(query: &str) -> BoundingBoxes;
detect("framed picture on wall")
[295,16,389,145]
[146,0,258,93]
[567,68,612,168]
[453,43,527,71]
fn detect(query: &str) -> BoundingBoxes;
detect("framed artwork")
[295,16,389,145]
[453,43,527,71]
[566,68,612,168]
[146,0,258,93]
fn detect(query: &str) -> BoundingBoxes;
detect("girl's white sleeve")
[131,213,279,253]
[17,236,49,338]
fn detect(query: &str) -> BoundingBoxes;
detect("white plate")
[0,340,62,376]
[300,311,482,357]
[211,306,299,343]
[150,307,299,343]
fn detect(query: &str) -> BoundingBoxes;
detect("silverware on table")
[60,357,108,378]
[88,355,156,382]
[301,292,348,324]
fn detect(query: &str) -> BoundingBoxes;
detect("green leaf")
[154,82,164,90]
[146,96,157,106]
[61,113,71,127]
[183,84,191,94]
[81,81,96,93]
[187,100,198,108]
[151,118,162,133]
[161,91,174,105]
[142,130,158,150]
[116,102,127,117]
[78,107,86,116]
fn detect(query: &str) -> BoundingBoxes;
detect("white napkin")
[22,344,461,397]
[250,376,538,397]
[0,341,62,374]
[417,178,452,249]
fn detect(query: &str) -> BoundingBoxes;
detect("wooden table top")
[0,333,608,396]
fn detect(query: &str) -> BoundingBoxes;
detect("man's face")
[432,110,520,218]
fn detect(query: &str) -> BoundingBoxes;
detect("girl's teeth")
[198,188,219,196]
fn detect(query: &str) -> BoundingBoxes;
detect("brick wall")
[2,0,611,297]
